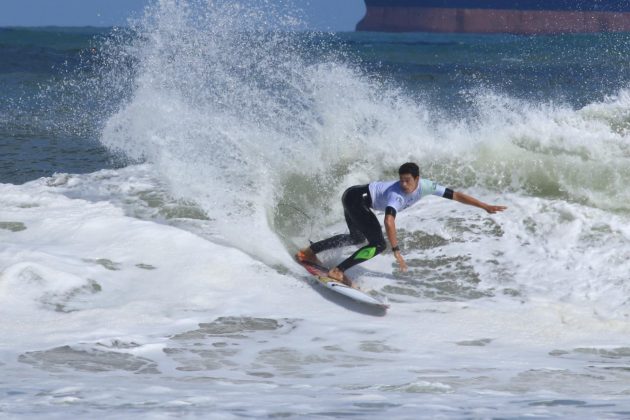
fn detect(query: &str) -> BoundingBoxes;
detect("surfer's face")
[399,174,419,194]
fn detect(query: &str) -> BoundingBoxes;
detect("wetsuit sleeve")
[422,179,452,199]
[386,193,404,217]
[385,206,397,217]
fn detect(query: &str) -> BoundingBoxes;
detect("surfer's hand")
[394,251,408,272]
[484,204,507,214]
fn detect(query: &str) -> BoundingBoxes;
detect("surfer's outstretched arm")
[384,214,408,272]
[452,191,507,214]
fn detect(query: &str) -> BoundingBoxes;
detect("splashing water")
[97,0,630,308]
[4,2,630,418]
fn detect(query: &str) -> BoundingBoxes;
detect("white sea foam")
[2,165,630,417]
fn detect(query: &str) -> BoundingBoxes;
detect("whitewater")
[3,0,630,418]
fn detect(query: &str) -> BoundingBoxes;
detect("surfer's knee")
[350,231,364,244]
[372,240,386,256]
[354,241,385,261]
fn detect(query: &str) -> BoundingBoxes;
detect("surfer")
[296,162,507,286]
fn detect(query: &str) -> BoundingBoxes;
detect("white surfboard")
[297,259,389,309]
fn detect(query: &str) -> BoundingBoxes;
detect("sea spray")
[95,0,630,294]
[435,89,630,211]
[99,0,440,260]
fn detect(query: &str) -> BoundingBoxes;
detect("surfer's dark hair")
[398,162,419,178]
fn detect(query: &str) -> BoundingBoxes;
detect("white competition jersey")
[368,179,447,213]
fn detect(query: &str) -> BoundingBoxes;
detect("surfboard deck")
[297,259,389,309]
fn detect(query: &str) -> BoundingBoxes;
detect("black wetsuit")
[310,185,386,272]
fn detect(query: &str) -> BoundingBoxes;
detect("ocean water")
[3,1,630,418]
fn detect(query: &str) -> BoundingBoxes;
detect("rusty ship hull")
[357,0,630,34]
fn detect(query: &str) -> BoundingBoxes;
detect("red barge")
[356,0,630,34]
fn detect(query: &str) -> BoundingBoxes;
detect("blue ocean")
[3,1,630,418]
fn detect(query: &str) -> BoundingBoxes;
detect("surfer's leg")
[300,185,371,273]
[298,228,361,264]
[298,229,362,265]
[300,235,363,271]
[339,185,371,246]
[301,186,368,262]
[309,228,363,253]
[335,240,386,271]
[330,199,386,277]
[328,239,384,286]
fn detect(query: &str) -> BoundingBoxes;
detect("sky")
[0,0,366,31]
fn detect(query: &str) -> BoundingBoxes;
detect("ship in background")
[356,0,630,34]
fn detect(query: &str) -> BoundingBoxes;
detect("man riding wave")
[296,162,507,286]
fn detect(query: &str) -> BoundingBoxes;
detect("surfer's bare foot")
[296,247,321,265]
[328,267,354,288]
